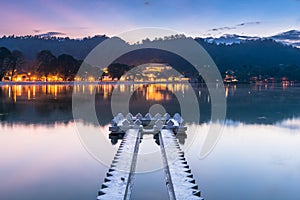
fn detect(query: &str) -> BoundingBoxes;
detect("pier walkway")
[97,113,203,200]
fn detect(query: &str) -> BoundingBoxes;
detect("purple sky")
[1,0,300,38]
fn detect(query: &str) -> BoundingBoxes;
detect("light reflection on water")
[0,83,189,102]
[0,83,300,200]
[1,83,299,125]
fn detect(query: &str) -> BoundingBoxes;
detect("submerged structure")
[97,113,203,200]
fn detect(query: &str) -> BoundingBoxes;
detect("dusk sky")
[1,0,300,38]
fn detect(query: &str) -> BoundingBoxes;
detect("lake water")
[0,83,300,200]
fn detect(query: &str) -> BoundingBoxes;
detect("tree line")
[0,47,24,81]
[0,47,136,82]
[0,47,84,81]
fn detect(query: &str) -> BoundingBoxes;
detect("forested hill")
[195,38,300,80]
[0,35,108,60]
[1,35,300,80]
[196,38,300,70]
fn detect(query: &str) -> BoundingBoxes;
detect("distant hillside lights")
[119,63,190,82]
[41,75,63,82]
[223,69,293,86]
[0,62,297,85]
[3,72,65,82]
[248,75,294,87]
[224,70,238,83]
[3,72,38,82]
[101,76,119,82]
[2,71,101,82]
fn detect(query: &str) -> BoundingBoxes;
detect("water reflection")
[0,83,299,125]
[225,84,237,97]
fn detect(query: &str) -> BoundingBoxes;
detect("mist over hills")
[204,30,300,48]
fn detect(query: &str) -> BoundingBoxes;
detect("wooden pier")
[97,113,203,200]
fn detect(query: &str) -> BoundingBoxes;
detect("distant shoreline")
[0,81,298,86]
[0,81,193,85]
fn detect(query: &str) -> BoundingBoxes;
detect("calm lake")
[0,83,300,200]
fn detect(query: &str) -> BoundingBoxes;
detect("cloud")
[236,21,261,26]
[36,31,66,37]
[208,26,236,32]
[208,21,262,33]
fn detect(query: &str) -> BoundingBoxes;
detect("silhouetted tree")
[36,50,57,81]
[57,54,78,81]
[107,63,133,79]
[8,50,25,81]
[0,47,11,81]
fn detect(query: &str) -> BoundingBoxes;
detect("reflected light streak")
[27,89,31,100]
